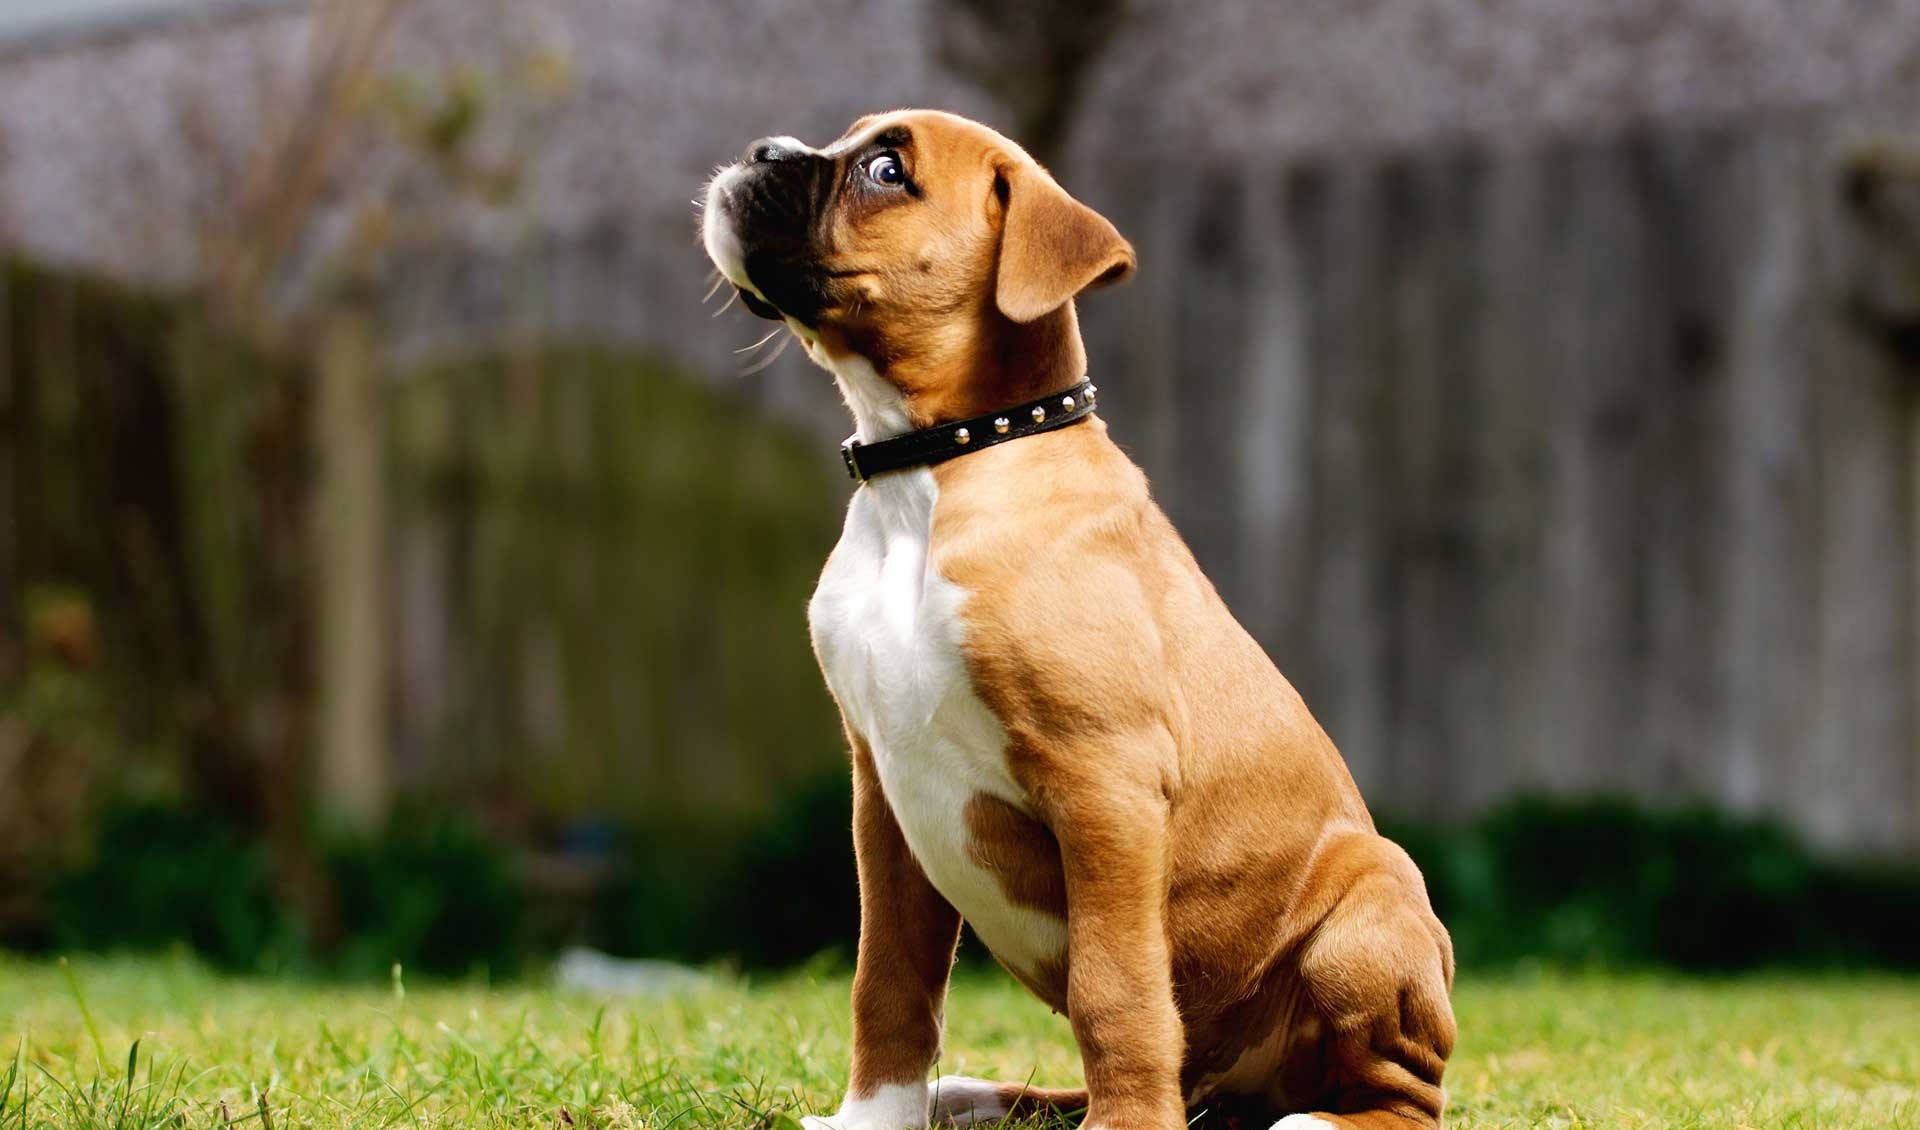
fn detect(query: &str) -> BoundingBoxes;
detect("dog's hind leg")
[929,1076,1087,1126]
[1268,835,1457,1130]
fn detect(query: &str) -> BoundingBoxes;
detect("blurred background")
[2,0,1918,980]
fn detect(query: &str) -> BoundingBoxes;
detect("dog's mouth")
[735,249,832,327]
[736,286,783,321]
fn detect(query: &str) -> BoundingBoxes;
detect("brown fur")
[962,792,1068,920]
[749,110,1456,1130]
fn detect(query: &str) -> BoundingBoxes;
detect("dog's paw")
[795,1083,930,1130]
[797,1115,923,1130]
[798,1113,924,1130]
[798,1115,906,1130]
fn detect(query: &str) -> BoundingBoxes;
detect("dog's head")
[701,110,1134,431]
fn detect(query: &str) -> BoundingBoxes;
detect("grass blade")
[58,958,108,1068]
[118,1039,139,1126]
[0,1036,20,1119]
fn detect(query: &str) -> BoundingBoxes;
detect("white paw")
[799,1114,916,1130]
[929,1076,1011,1125]
[1269,1116,1338,1130]
[798,1082,930,1130]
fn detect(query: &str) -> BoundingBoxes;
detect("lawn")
[1,956,1916,1129]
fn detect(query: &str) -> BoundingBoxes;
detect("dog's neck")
[953,302,1088,420]
[811,304,1087,442]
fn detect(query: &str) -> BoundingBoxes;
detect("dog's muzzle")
[702,138,838,325]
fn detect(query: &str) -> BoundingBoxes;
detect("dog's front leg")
[804,735,963,1130]
[1051,762,1186,1130]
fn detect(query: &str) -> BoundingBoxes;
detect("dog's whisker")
[702,273,728,303]
[737,332,793,376]
[711,289,739,317]
[734,328,782,354]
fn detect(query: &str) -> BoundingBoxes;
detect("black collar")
[840,379,1098,482]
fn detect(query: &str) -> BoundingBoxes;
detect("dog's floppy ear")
[994,159,1136,324]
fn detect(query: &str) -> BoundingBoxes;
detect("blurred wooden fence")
[381,348,846,822]
[0,263,848,852]
[1082,119,1920,854]
[7,117,1920,859]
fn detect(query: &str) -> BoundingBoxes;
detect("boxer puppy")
[701,110,1455,1130]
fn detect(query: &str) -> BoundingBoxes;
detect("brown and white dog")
[700,110,1455,1130]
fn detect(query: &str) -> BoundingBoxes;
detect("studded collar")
[840,379,1098,482]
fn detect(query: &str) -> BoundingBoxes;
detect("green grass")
[1,956,1916,1129]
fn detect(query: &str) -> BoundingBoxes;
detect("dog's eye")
[864,153,906,187]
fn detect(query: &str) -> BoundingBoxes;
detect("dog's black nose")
[746,137,800,164]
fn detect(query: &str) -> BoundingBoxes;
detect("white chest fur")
[808,470,1068,980]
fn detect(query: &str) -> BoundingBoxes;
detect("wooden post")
[313,308,388,828]
[1911,381,1920,855]
[0,266,13,643]
[1806,131,1920,854]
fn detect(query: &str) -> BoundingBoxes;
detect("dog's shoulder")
[927,425,1190,758]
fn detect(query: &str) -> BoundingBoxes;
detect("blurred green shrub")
[322,804,528,980]
[595,770,857,968]
[47,799,528,978]
[48,800,299,972]
[1809,860,1920,968]
[590,820,736,963]
[617,781,1920,974]
[1383,795,1920,971]
[35,789,1920,978]
[710,769,859,968]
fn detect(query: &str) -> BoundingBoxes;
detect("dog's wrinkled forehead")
[821,115,900,158]
[828,109,988,156]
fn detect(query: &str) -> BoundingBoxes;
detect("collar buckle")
[840,436,865,482]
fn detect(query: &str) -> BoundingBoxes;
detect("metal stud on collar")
[954,426,971,445]
[994,417,1011,434]
[1031,405,1047,423]
[1061,395,1076,412]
